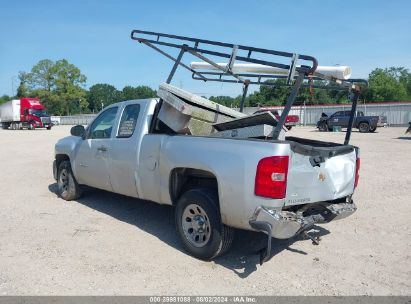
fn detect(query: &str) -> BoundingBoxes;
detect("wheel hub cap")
[59,169,69,192]
[182,204,211,247]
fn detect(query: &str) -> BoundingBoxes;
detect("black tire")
[358,122,370,133]
[47,126,52,130]
[28,122,35,130]
[57,161,82,200]
[286,126,292,131]
[175,188,234,260]
[369,126,376,132]
[318,122,328,132]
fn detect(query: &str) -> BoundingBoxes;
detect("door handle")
[97,146,107,152]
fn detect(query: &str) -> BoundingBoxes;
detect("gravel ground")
[0,125,410,295]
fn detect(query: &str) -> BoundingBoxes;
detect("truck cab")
[20,98,52,130]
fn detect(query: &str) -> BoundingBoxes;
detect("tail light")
[255,156,289,199]
[354,158,360,189]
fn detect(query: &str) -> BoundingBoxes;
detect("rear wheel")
[359,122,370,133]
[47,126,52,130]
[28,122,35,130]
[369,126,376,132]
[57,161,82,201]
[175,188,234,260]
[286,126,292,130]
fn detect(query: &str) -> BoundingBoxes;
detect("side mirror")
[70,125,86,138]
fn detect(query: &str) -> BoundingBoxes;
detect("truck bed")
[138,132,358,230]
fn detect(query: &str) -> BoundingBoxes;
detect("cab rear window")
[117,104,140,138]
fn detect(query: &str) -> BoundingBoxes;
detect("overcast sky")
[1,0,410,97]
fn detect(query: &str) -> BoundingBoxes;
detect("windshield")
[29,109,49,117]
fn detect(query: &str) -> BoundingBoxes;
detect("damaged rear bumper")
[249,201,357,239]
[249,201,357,264]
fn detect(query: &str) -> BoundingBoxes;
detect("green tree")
[87,83,121,112]
[247,79,290,106]
[16,72,29,98]
[26,59,55,91]
[121,85,156,100]
[0,95,11,105]
[365,67,408,101]
[387,67,411,98]
[24,59,87,115]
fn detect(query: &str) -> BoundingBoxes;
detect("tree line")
[0,59,410,115]
[0,59,156,115]
[210,67,411,107]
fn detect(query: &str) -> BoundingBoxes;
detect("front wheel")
[175,188,234,260]
[57,161,82,200]
[318,122,328,132]
[358,122,370,133]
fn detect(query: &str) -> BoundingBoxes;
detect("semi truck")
[0,98,52,130]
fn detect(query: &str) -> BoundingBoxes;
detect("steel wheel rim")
[59,169,69,193]
[360,123,367,132]
[182,203,211,247]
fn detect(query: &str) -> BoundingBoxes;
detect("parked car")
[253,108,299,130]
[317,110,386,133]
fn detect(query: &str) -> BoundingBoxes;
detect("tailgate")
[284,137,357,206]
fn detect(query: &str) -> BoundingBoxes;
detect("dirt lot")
[0,125,410,295]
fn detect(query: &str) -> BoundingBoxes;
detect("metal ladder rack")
[131,29,367,145]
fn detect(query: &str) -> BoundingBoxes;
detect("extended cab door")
[108,102,143,198]
[338,111,352,127]
[329,111,344,127]
[74,106,118,191]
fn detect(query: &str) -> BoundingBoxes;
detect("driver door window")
[88,107,118,139]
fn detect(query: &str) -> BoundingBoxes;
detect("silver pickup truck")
[53,96,359,262]
[53,30,362,264]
